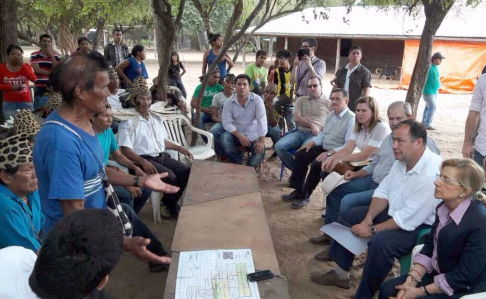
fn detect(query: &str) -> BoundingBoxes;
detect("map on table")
[176,249,260,299]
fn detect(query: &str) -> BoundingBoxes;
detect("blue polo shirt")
[0,185,44,252]
[33,110,106,235]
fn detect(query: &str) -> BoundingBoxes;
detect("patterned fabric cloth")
[264,82,278,94]
[13,109,40,136]
[44,93,62,113]
[129,77,150,99]
[0,133,33,170]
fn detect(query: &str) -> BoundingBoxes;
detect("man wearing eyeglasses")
[274,77,330,172]
[104,29,129,68]
[311,120,442,299]
[331,45,372,112]
[290,38,326,97]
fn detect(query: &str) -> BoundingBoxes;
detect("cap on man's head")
[45,93,63,113]
[0,133,33,170]
[432,52,445,59]
[13,109,41,136]
[264,82,277,95]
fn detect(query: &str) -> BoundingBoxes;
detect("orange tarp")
[400,40,486,94]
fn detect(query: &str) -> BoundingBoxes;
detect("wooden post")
[268,36,274,61]
[335,38,341,73]
[284,36,288,49]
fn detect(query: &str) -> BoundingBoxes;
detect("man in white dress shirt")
[117,78,192,217]
[311,120,442,299]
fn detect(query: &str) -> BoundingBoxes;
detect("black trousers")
[380,273,451,299]
[140,154,191,211]
[288,146,326,199]
[328,206,430,299]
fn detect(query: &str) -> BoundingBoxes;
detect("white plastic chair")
[150,192,162,223]
[162,114,215,165]
[461,293,486,298]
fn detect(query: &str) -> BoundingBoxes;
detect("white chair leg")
[150,191,162,223]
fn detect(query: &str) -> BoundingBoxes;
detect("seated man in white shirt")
[118,78,192,218]
[311,120,442,299]
[0,209,123,299]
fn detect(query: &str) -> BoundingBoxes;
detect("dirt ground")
[21,47,470,298]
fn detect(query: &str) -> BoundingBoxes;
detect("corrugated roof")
[250,4,486,40]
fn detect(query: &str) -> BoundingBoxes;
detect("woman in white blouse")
[321,96,391,173]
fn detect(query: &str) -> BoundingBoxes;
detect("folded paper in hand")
[321,222,370,255]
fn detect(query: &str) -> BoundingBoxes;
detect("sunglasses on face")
[307,84,319,89]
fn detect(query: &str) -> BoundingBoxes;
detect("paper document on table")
[321,222,370,255]
[176,249,260,299]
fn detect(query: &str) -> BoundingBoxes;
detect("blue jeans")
[274,130,314,171]
[474,149,485,169]
[324,175,378,224]
[266,125,281,146]
[210,123,226,156]
[33,87,48,110]
[114,185,152,214]
[328,206,429,299]
[220,132,265,167]
[422,94,437,127]
[169,78,187,99]
[192,111,212,143]
[3,102,34,120]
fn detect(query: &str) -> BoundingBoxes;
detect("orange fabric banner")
[400,40,486,94]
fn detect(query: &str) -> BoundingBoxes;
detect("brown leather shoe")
[310,270,351,289]
[314,247,332,261]
[309,233,332,245]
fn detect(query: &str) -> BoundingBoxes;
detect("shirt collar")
[407,147,432,175]
[0,184,35,206]
[345,63,361,72]
[437,197,471,226]
[231,92,255,104]
[334,107,349,118]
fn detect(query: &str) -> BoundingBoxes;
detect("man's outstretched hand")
[139,172,180,194]
[123,237,172,264]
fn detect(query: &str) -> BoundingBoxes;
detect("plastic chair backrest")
[399,228,431,275]
[163,116,188,147]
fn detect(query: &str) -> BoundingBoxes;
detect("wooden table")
[163,160,290,299]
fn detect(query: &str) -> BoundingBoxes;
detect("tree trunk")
[92,19,106,52]
[191,0,212,37]
[405,0,455,117]
[152,0,186,102]
[0,0,17,123]
[223,0,243,41]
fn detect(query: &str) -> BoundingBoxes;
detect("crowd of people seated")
[1,30,486,299]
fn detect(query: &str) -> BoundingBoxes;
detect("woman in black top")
[168,51,187,99]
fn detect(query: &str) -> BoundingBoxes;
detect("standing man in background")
[30,34,61,109]
[422,52,444,130]
[331,45,371,112]
[291,38,326,98]
[104,29,129,69]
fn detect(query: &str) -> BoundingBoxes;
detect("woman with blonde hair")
[380,158,486,299]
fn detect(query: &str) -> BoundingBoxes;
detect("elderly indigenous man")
[331,45,372,112]
[0,209,124,299]
[310,102,441,251]
[0,134,43,253]
[462,73,486,169]
[290,38,326,98]
[220,74,268,167]
[118,77,192,218]
[282,88,354,209]
[33,52,178,272]
[274,77,330,171]
[311,120,442,299]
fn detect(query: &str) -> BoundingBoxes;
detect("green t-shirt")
[244,63,268,91]
[423,64,440,95]
[97,128,119,164]
[193,83,224,108]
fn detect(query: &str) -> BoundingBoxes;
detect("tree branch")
[17,31,41,47]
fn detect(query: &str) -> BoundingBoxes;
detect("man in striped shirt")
[30,34,61,109]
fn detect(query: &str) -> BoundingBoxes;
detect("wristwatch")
[370,225,377,235]
[327,151,333,157]
[133,176,140,187]
[338,158,343,164]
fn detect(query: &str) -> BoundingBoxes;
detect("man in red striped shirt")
[30,34,61,109]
